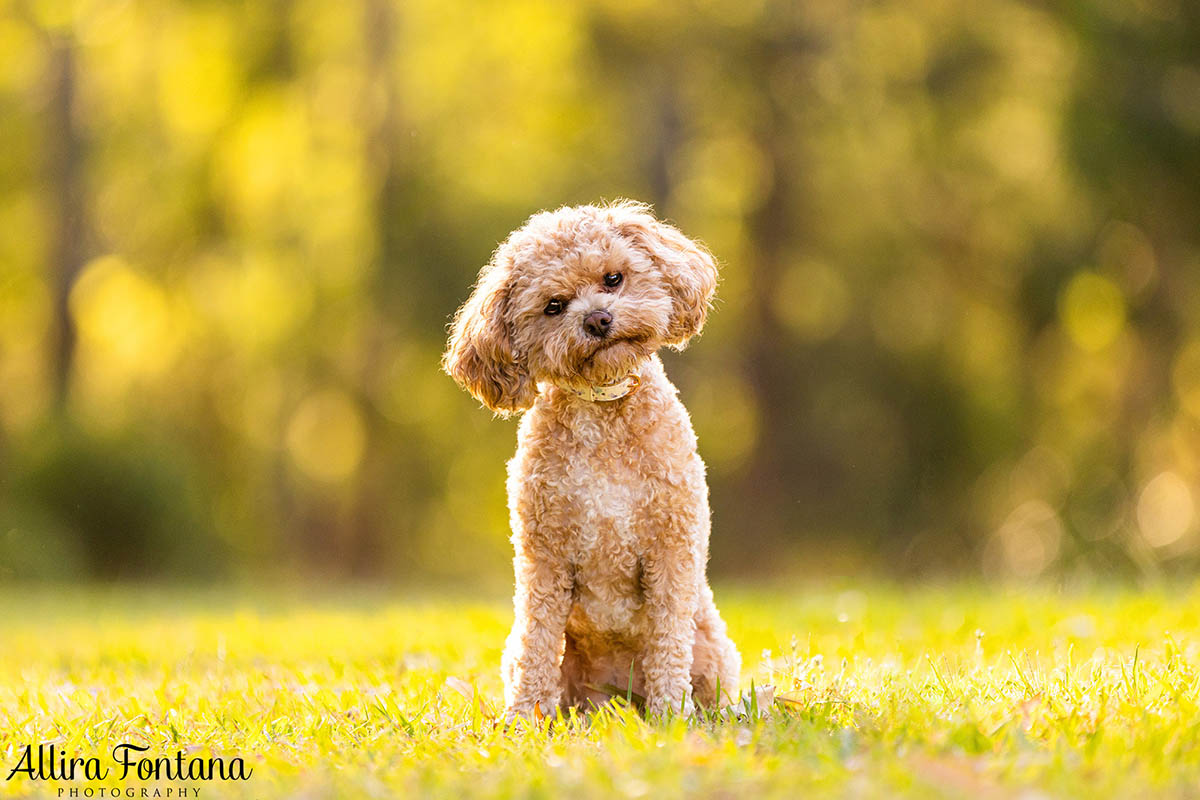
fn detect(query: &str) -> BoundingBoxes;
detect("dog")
[443,200,741,718]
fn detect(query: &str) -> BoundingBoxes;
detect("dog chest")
[563,460,639,552]
[559,454,649,637]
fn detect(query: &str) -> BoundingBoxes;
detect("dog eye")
[543,299,565,316]
[603,272,623,288]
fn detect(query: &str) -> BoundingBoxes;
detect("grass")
[1,582,1199,798]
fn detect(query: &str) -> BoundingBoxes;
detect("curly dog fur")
[443,200,741,717]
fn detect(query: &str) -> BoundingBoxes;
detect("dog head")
[443,200,718,415]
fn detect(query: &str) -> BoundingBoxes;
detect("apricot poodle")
[443,200,741,718]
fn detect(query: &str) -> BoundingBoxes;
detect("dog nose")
[583,310,613,338]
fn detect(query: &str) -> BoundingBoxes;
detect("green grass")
[2,582,1199,798]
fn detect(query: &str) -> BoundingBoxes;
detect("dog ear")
[611,202,718,348]
[442,259,536,416]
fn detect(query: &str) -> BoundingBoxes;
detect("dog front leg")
[501,545,572,721]
[641,550,699,716]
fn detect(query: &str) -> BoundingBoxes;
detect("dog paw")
[646,692,695,718]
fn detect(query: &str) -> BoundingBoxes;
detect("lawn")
[1,582,1199,799]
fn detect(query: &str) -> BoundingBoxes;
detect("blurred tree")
[0,0,1198,582]
[45,34,85,412]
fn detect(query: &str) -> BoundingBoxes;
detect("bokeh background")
[1,0,1199,585]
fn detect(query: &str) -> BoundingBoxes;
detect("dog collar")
[562,373,641,402]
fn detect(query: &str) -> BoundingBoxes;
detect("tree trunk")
[46,37,85,412]
[347,0,406,577]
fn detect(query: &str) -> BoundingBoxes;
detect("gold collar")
[561,373,641,402]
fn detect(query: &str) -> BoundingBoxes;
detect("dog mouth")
[567,335,653,386]
[584,335,648,362]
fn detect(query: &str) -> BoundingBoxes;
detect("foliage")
[0,0,1198,579]
[2,583,1199,798]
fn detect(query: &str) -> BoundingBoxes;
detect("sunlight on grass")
[1,584,1198,798]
